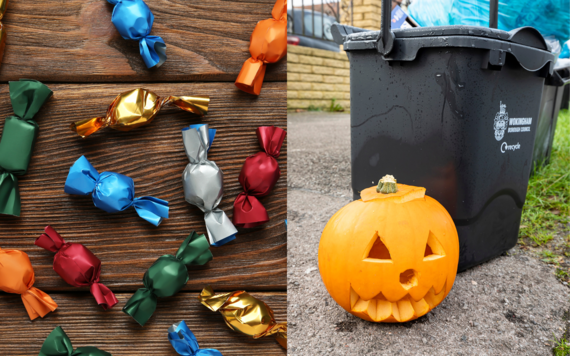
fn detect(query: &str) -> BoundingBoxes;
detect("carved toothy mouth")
[350,280,447,322]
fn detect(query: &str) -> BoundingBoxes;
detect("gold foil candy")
[70,88,210,138]
[199,286,287,349]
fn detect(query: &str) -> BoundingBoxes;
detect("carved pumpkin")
[318,175,459,322]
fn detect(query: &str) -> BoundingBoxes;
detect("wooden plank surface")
[0,82,287,291]
[0,292,287,355]
[0,0,286,82]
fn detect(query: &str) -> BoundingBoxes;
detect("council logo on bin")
[494,101,508,141]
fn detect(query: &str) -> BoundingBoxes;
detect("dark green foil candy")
[122,231,213,326]
[0,79,52,216]
[39,326,112,356]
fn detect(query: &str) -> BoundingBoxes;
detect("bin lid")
[333,24,556,74]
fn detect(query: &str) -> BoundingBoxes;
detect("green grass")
[553,333,570,356]
[328,99,345,112]
[520,109,570,246]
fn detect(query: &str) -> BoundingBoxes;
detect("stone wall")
[351,0,382,30]
[287,44,351,111]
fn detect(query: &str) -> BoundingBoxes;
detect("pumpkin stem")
[376,174,398,194]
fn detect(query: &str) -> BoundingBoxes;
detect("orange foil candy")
[0,247,58,320]
[235,0,286,95]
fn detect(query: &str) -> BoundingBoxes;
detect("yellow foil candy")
[70,88,210,138]
[199,286,287,349]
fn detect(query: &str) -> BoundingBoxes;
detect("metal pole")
[312,0,315,38]
[301,0,305,35]
[321,1,325,40]
[290,1,295,35]
[489,0,498,29]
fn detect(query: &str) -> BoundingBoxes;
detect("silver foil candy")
[182,124,237,246]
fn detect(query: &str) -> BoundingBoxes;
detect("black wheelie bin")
[332,0,557,271]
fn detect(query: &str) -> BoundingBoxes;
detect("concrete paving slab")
[287,112,570,355]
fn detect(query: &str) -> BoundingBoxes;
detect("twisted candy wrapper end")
[70,88,210,138]
[0,79,53,216]
[123,232,213,326]
[199,286,287,349]
[64,155,169,226]
[107,0,166,69]
[168,320,223,356]
[235,0,287,95]
[0,247,58,320]
[35,226,119,310]
[233,126,286,228]
[182,124,237,247]
[39,326,112,356]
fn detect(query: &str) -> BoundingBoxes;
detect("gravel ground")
[287,112,570,355]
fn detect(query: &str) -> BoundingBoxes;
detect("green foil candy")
[0,79,52,216]
[39,326,112,356]
[122,231,213,326]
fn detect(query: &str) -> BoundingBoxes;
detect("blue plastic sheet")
[408,0,570,48]
[408,0,453,27]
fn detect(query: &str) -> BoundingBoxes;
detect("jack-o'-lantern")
[318,175,459,322]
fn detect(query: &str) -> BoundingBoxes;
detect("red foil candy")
[35,226,118,310]
[233,126,286,228]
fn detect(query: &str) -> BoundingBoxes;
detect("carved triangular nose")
[400,269,418,290]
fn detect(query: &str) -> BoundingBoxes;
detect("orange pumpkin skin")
[318,183,459,323]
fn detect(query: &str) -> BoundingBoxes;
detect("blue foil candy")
[108,0,167,68]
[168,320,223,356]
[64,155,169,226]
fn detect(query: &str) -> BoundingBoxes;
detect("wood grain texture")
[0,82,287,292]
[0,292,286,355]
[0,0,286,82]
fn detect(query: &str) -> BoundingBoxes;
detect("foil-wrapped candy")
[235,0,287,95]
[39,326,111,356]
[108,0,166,68]
[0,79,53,216]
[123,231,213,326]
[35,226,118,310]
[64,155,169,226]
[182,124,237,247]
[233,126,286,228]
[199,286,287,349]
[70,88,209,138]
[168,320,222,356]
[0,246,58,320]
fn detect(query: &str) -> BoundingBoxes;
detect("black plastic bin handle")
[378,0,395,56]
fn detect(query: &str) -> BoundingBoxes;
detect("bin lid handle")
[508,27,548,51]
[378,0,395,56]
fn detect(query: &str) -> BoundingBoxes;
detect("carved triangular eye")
[424,231,445,260]
[365,233,392,260]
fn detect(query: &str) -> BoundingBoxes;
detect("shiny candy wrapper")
[39,326,112,356]
[235,0,287,95]
[182,124,237,247]
[35,226,118,310]
[0,79,52,216]
[233,126,286,228]
[64,155,169,226]
[0,246,58,320]
[71,88,209,138]
[123,231,213,326]
[199,286,287,349]
[108,0,166,68]
[168,320,223,356]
